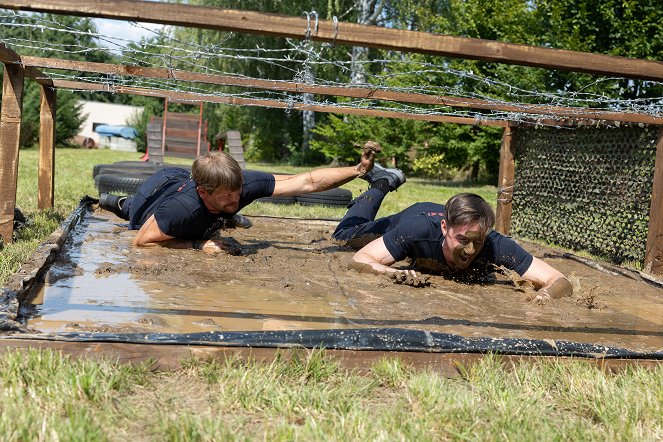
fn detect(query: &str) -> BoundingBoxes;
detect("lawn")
[1,147,660,441]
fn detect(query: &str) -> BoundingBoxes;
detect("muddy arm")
[271,141,380,196]
[522,256,573,304]
[349,237,399,276]
[350,238,430,287]
[132,215,240,255]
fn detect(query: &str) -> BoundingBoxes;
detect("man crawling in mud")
[332,167,572,304]
[99,141,381,254]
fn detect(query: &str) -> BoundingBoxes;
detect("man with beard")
[99,142,380,254]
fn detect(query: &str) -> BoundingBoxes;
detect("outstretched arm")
[132,214,240,254]
[350,237,429,287]
[272,141,380,196]
[350,237,399,276]
[522,257,573,304]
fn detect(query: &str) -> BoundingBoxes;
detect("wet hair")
[445,193,495,231]
[192,151,243,194]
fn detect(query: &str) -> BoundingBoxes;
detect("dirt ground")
[20,208,663,354]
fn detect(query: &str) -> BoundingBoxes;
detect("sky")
[93,18,164,49]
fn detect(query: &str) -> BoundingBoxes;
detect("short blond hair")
[192,151,243,193]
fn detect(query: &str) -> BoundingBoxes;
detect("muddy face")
[198,186,241,214]
[442,221,485,270]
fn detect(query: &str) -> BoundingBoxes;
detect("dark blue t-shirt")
[128,167,275,239]
[382,204,533,278]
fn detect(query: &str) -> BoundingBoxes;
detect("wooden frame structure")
[0,0,662,275]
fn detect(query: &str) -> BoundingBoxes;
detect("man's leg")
[99,193,130,220]
[332,164,405,248]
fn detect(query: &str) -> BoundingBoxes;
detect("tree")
[0,13,111,147]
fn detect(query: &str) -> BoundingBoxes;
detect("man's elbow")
[132,235,156,247]
[544,275,573,299]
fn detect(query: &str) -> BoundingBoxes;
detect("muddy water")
[23,210,663,353]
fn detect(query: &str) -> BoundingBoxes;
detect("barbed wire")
[1,11,662,123]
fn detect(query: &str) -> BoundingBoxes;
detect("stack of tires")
[94,161,180,196]
[93,162,352,207]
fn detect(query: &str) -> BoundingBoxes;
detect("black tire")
[256,195,297,205]
[92,162,184,178]
[95,174,147,196]
[296,188,352,207]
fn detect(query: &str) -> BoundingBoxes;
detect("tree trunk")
[351,0,383,85]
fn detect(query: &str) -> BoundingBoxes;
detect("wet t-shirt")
[381,204,533,278]
[128,167,275,239]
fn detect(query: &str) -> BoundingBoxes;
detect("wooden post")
[38,84,56,210]
[161,97,168,156]
[644,127,663,276]
[196,101,203,156]
[495,124,516,235]
[0,63,25,244]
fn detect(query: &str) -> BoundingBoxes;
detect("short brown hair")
[192,151,243,193]
[445,193,495,231]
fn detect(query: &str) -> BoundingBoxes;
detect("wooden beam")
[644,127,663,276]
[21,56,663,125]
[52,79,508,127]
[495,124,516,235]
[0,63,25,244]
[38,85,56,210]
[0,42,53,86]
[2,0,663,81]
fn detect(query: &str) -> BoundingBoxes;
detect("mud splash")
[20,210,663,353]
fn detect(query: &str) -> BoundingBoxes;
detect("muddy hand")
[204,237,242,255]
[532,291,551,305]
[356,140,382,176]
[389,269,430,288]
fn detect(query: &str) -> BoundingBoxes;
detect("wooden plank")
[21,56,663,125]
[3,1,663,81]
[0,42,53,86]
[38,85,56,210]
[52,79,508,127]
[495,124,516,235]
[0,63,25,244]
[644,127,663,276]
[161,97,168,155]
[0,339,659,375]
[196,102,203,157]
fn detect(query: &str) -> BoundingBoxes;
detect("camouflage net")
[511,125,659,265]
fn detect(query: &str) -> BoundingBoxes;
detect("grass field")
[1,147,661,441]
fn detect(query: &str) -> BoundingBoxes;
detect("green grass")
[2,147,661,440]
[0,349,660,441]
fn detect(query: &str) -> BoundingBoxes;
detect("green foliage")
[20,87,85,147]
[0,13,111,147]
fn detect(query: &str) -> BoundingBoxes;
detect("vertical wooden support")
[0,63,25,244]
[495,124,516,235]
[644,127,663,276]
[161,97,168,156]
[38,84,56,210]
[196,101,203,156]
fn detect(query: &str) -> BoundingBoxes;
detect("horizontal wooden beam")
[0,41,53,86]
[1,0,663,81]
[52,79,508,127]
[23,56,663,125]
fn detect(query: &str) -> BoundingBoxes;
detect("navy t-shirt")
[382,205,533,278]
[128,167,275,239]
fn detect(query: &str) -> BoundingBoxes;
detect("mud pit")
[20,209,663,355]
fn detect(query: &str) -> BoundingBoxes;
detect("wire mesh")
[512,125,659,265]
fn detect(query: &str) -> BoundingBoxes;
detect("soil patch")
[21,210,663,353]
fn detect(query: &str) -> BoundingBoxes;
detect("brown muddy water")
[20,209,663,354]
